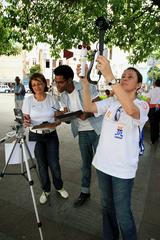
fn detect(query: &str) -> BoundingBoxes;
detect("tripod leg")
[0,138,19,178]
[23,139,42,186]
[21,139,44,240]
[20,142,25,174]
[23,140,36,166]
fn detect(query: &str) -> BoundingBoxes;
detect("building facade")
[0,43,151,91]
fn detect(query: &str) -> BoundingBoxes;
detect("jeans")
[78,130,99,193]
[97,170,137,240]
[32,130,63,192]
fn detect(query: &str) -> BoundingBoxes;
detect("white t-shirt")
[68,89,93,131]
[92,97,149,179]
[147,87,160,104]
[22,94,59,126]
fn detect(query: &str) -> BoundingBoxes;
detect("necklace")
[34,93,46,101]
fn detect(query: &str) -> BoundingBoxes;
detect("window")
[59,60,63,66]
[109,48,112,60]
[32,58,36,65]
[46,59,50,68]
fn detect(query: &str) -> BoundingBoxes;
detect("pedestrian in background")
[14,76,26,109]
[147,78,160,144]
[22,73,69,204]
[54,65,103,207]
[77,56,149,240]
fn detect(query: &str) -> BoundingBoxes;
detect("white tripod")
[0,124,44,240]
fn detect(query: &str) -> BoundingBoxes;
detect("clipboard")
[55,110,83,122]
[31,122,58,130]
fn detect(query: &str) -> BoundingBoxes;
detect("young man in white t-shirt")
[77,58,149,240]
[54,65,103,207]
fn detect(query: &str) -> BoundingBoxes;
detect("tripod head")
[0,109,26,144]
[14,108,24,125]
[13,108,26,138]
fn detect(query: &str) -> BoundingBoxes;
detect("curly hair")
[54,65,74,81]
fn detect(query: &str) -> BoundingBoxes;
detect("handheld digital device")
[14,108,24,125]
[79,47,87,77]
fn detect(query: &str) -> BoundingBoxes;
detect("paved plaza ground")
[0,93,160,240]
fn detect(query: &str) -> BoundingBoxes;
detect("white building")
[0,54,24,84]
[0,43,150,89]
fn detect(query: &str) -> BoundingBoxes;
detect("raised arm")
[96,55,141,119]
[77,64,98,113]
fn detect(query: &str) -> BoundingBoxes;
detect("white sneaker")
[39,191,50,204]
[57,188,69,199]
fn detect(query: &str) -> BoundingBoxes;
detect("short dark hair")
[15,76,21,82]
[126,67,143,83]
[54,65,74,81]
[29,73,48,94]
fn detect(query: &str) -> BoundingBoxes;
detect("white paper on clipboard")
[5,141,36,165]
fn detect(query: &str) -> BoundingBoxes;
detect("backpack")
[138,127,145,156]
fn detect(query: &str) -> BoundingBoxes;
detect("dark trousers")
[30,130,63,192]
[97,170,137,240]
[148,108,160,143]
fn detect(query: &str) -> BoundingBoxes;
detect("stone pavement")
[138,137,160,240]
[0,119,160,240]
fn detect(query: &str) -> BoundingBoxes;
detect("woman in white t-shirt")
[22,73,68,204]
[77,56,149,240]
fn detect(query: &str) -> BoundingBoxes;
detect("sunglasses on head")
[114,106,122,121]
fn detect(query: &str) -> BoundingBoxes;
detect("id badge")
[114,125,124,139]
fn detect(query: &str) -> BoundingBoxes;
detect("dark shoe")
[73,192,90,207]
[151,139,158,144]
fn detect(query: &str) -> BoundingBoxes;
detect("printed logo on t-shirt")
[114,125,124,139]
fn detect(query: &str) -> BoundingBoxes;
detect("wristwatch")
[108,79,117,86]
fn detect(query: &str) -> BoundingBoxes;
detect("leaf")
[0,0,160,64]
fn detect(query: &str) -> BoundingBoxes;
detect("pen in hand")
[52,107,69,113]
[52,107,64,119]
[52,106,61,112]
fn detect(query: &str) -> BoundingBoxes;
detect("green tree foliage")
[0,3,21,55]
[1,0,160,64]
[29,64,42,75]
[147,66,160,81]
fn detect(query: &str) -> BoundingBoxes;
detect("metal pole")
[21,138,44,240]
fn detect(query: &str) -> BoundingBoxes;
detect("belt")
[149,104,160,108]
[30,129,55,134]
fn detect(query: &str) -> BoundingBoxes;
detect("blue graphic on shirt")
[115,128,123,139]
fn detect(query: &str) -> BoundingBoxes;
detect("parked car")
[10,87,15,93]
[0,85,11,93]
